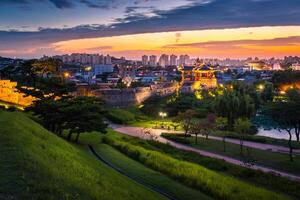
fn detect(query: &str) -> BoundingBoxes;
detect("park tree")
[216,117,228,152]
[15,58,74,100]
[0,65,16,79]
[285,89,300,142]
[64,97,107,143]
[215,90,255,129]
[189,120,203,144]
[175,109,197,138]
[31,58,62,77]
[201,114,216,140]
[260,82,274,102]
[28,96,107,143]
[234,118,251,156]
[272,69,300,89]
[189,114,216,144]
[27,98,68,134]
[268,89,300,161]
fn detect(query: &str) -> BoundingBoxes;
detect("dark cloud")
[0,0,120,9]
[48,0,75,9]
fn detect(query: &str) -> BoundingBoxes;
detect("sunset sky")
[1,0,300,59]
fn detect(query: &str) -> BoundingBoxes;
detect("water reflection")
[256,128,297,141]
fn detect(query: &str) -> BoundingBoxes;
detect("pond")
[256,128,297,141]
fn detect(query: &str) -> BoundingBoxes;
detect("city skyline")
[1,0,300,59]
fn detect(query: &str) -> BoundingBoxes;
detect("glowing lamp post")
[257,84,264,91]
[159,112,167,126]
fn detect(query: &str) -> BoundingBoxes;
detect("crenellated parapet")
[0,80,35,107]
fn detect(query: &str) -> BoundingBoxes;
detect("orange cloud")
[52,26,300,59]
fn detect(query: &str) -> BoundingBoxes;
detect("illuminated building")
[142,55,149,65]
[149,55,157,66]
[158,54,169,67]
[178,55,190,66]
[291,63,300,71]
[179,65,217,89]
[247,61,271,70]
[170,55,178,66]
[0,80,35,107]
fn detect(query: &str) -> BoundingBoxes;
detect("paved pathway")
[114,126,300,182]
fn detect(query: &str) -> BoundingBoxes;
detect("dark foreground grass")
[94,143,213,200]
[103,136,290,200]
[0,111,165,200]
[162,134,300,176]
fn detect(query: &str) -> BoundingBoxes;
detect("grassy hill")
[0,110,165,200]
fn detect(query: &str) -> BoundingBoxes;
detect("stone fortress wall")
[0,80,35,107]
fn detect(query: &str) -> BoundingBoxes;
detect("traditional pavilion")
[178,65,217,89]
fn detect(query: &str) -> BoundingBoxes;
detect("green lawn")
[162,134,300,176]
[94,143,213,200]
[0,110,165,200]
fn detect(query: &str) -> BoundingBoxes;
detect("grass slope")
[94,144,213,200]
[0,111,165,200]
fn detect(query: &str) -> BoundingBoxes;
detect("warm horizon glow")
[52,26,300,59]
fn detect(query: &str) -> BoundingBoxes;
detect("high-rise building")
[170,54,177,66]
[142,55,149,65]
[149,55,157,66]
[104,55,112,64]
[178,55,190,66]
[159,54,169,67]
[56,53,111,65]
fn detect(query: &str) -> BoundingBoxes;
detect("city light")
[258,84,265,91]
[85,66,92,71]
[64,72,70,78]
[159,112,167,118]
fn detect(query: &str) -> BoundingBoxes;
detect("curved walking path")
[114,126,300,182]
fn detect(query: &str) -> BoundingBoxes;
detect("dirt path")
[114,126,300,182]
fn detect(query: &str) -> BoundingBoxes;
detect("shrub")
[106,109,135,124]
[214,131,268,143]
[103,137,289,200]
[7,106,16,112]
[161,133,191,144]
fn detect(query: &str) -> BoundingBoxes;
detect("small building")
[93,64,114,75]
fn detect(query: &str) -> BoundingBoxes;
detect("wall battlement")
[0,80,35,107]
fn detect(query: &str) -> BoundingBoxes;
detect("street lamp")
[159,112,167,127]
[257,84,264,91]
[159,112,167,119]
